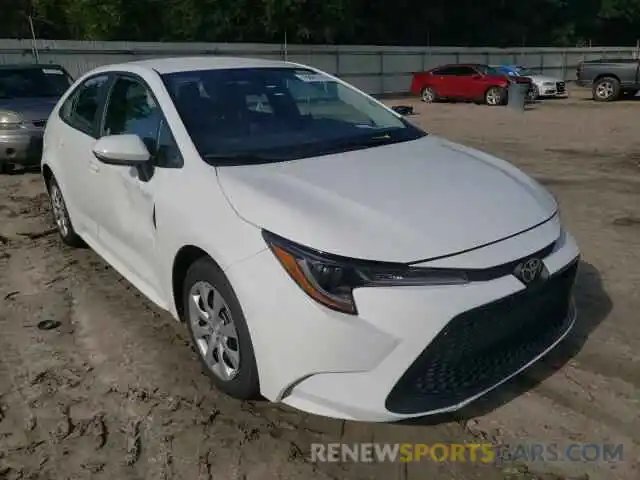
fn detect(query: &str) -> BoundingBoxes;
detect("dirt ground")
[1,86,639,480]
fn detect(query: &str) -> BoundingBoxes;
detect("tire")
[0,163,14,174]
[528,85,540,101]
[485,86,505,106]
[420,86,437,103]
[183,257,260,400]
[46,176,84,247]
[592,77,620,102]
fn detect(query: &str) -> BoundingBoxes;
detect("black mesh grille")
[556,82,566,93]
[385,260,578,414]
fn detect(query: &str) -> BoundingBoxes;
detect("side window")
[455,67,477,76]
[60,74,110,136]
[103,76,182,169]
[103,77,162,154]
[432,67,456,76]
[156,120,183,168]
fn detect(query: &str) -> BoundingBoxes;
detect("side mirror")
[92,134,151,166]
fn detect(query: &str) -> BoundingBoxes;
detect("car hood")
[0,96,59,122]
[530,75,561,84]
[217,136,557,262]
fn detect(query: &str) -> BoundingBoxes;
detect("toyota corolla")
[41,57,580,422]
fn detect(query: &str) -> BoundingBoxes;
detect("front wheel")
[593,77,620,102]
[485,87,505,106]
[183,257,260,400]
[528,85,539,101]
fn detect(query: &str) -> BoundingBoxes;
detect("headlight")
[0,110,23,130]
[262,230,469,315]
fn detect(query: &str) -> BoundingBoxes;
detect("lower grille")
[385,260,578,414]
[556,82,566,94]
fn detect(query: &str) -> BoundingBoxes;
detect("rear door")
[446,66,480,98]
[52,73,112,242]
[428,66,458,97]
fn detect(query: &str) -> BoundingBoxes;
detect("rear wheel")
[47,176,84,247]
[0,163,14,174]
[593,77,620,102]
[420,87,437,103]
[485,87,504,106]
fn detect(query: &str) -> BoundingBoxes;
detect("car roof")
[432,63,483,69]
[101,56,297,75]
[0,63,67,71]
[429,63,494,71]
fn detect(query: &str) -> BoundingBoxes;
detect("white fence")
[1,39,637,95]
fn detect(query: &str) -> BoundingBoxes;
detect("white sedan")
[493,65,568,99]
[41,57,580,422]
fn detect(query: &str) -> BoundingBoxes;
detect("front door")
[95,74,182,301]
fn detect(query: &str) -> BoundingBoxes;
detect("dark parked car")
[0,64,73,173]
[576,58,640,102]
[410,64,533,106]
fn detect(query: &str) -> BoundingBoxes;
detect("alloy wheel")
[188,281,241,381]
[50,183,70,238]
[595,81,614,100]
[421,87,435,103]
[486,88,502,105]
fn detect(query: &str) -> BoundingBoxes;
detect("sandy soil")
[0,86,638,479]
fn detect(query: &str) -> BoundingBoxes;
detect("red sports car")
[410,64,533,106]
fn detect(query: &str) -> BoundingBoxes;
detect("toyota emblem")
[513,258,547,285]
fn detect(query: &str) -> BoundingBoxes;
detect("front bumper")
[0,130,44,166]
[226,218,580,422]
[539,82,568,97]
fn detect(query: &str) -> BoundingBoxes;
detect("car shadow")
[397,260,612,426]
[4,165,40,175]
[580,95,640,102]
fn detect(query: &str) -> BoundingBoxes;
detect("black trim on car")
[385,257,579,414]
[264,227,559,285]
[408,212,558,265]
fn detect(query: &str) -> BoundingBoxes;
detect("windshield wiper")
[322,132,403,152]
[203,152,286,166]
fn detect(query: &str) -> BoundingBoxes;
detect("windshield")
[0,67,73,99]
[161,67,426,164]
[515,66,536,76]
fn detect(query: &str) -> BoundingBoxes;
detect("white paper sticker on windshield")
[295,73,330,83]
[42,68,64,75]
